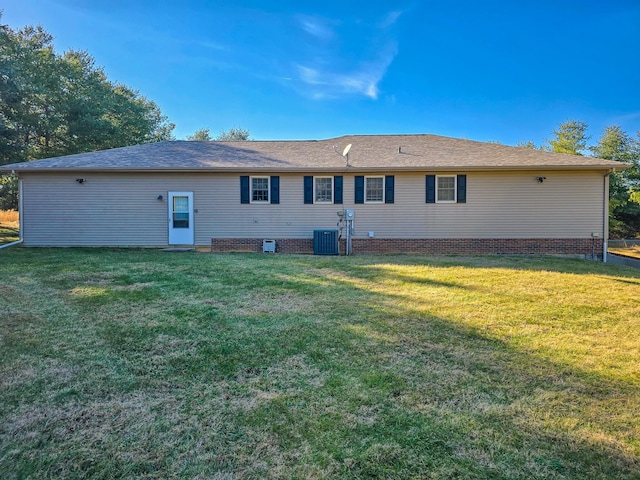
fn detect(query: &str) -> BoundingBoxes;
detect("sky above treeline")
[4,0,640,146]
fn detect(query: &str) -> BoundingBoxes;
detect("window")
[251,176,269,203]
[314,177,333,203]
[426,174,466,204]
[172,196,189,228]
[240,176,279,204]
[304,176,342,204]
[436,175,456,202]
[355,175,394,204]
[365,176,384,203]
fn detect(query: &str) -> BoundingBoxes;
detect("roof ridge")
[1,134,629,172]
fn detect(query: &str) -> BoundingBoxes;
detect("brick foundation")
[211,238,313,254]
[211,237,604,258]
[349,238,603,257]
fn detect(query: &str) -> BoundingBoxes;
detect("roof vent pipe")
[398,147,402,154]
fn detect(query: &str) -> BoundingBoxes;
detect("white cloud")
[285,9,407,100]
[296,42,398,100]
[296,15,334,41]
[365,83,379,99]
[197,41,227,51]
[609,111,640,123]
[379,10,403,28]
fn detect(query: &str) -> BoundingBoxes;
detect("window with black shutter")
[426,174,467,203]
[240,175,280,204]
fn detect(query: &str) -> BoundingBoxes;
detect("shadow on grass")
[346,253,640,278]
[245,258,640,477]
[1,249,639,478]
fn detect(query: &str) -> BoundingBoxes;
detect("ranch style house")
[0,134,629,259]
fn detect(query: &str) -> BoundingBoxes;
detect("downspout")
[0,174,23,249]
[603,169,613,263]
[0,239,24,249]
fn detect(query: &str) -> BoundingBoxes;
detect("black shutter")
[385,175,395,204]
[426,175,436,203]
[240,176,250,204]
[270,176,280,204]
[334,176,343,204]
[303,176,313,204]
[355,176,365,204]
[456,175,467,203]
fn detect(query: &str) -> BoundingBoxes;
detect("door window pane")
[173,196,189,228]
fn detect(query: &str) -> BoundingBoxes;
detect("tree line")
[0,14,175,209]
[187,127,250,142]
[0,17,175,165]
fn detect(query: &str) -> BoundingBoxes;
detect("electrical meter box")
[345,209,355,220]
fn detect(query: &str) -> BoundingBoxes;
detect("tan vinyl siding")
[343,171,605,239]
[22,173,172,246]
[20,172,348,246]
[214,174,340,239]
[19,170,606,246]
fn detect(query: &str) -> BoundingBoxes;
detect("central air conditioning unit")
[313,229,339,255]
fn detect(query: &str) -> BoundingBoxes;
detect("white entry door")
[168,192,194,245]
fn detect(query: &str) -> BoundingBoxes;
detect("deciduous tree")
[216,127,250,141]
[517,140,546,150]
[187,128,212,141]
[0,173,17,210]
[0,15,175,209]
[591,126,640,238]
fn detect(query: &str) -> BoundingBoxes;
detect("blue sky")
[4,0,640,146]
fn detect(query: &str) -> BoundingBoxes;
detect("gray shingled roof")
[0,134,629,173]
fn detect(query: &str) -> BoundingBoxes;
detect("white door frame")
[168,192,194,245]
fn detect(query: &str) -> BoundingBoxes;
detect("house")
[0,134,628,258]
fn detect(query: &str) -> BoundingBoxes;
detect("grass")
[1,249,639,479]
[0,210,19,245]
[609,245,640,259]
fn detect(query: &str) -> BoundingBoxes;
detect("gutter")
[1,164,632,175]
[603,169,613,262]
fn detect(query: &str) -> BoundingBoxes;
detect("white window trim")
[436,175,457,203]
[250,176,270,204]
[313,176,334,204]
[364,176,385,203]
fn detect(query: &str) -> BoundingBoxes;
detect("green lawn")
[609,245,640,259]
[1,249,639,479]
[0,210,19,246]
[0,225,19,245]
